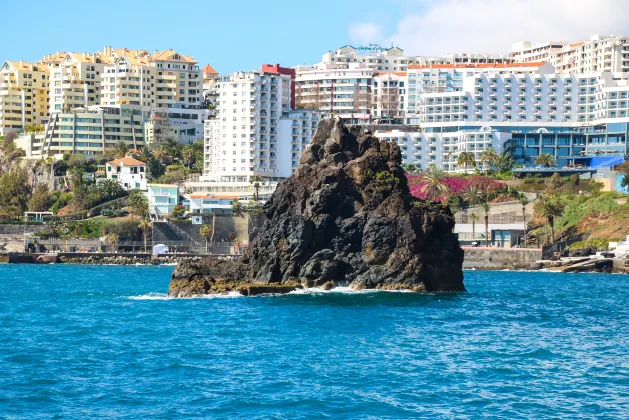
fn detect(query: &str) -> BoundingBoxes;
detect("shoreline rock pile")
[169,119,465,297]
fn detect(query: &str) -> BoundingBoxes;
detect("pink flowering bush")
[407,174,507,202]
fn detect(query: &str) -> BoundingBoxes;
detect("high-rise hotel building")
[202,65,321,183]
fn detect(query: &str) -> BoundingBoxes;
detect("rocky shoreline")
[60,255,204,265]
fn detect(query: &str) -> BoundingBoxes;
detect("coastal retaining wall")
[154,215,252,244]
[463,247,543,270]
[0,225,48,235]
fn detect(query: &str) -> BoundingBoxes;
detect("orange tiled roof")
[108,157,146,166]
[408,61,548,70]
[375,71,407,77]
[203,64,218,74]
[569,42,585,48]
[152,49,197,64]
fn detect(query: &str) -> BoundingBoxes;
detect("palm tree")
[127,190,149,218]
[518,194,529,247]
[469,212,480,237]
[139,217,151,252]
[535,153,556,168]
[107,233,119,253]
[200,223,213,253]
[495,152,515,173]
[139,146,152,163]
[481,201,492,247]
[405,164,417,174]
[114,141,130,158]
[250,176,265,202]
[479,147,499,173]
[457,151,476,172]
[182,145,196,169]
[160,138,181,164]
[419,172,449,201]
[100,179,123,198]
[463,186,483,207]
[538,195,564,244]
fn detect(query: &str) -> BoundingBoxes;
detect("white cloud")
[357,0,629,56]
[349,22,385,45]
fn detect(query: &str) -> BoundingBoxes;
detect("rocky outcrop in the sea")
[169,118,465,297]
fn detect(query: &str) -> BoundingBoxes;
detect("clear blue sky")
[1,0,402,74]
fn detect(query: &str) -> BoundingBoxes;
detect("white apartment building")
[49,52,113,112]
[105,155,147,190]
[100,49,157,108]
[202,66,321,184]
[295,63,375,121]
[320,45,513,72]
[150,48,203,110]
[0,61,49,135]
[389,68,629,173]
[404,62,556,123]
[320,46,415,71]
[512,35,629,74]
[372,72,406,119]
[552,35,629,74]
[16,105,147,158]
[510,40,569,63]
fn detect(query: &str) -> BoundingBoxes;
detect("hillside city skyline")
[5,0,629,73]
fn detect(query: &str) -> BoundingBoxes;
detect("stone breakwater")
[169,119,465,297]
[60,255,204,265]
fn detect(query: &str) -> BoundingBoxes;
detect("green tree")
[537,195,564,244]
[481,201,492,247]
[114,141,130,158]
[545,172,564,195]
[148,156,165,179]
[469,212,480,236]
[250,175,264,202]
[419,172,449,201]
[200,223,214,253]
[107,233,119,253]
[495,152,515,173]
[181,145,196,169]
[100,179,124,199]
[535,153,556,168]
[0,168,32,216]
[232,198,243,215]
[405,164,417,174]
[457,151,476,171]
[28,183,52,212]
[139,146,152,163]
[518,194,530,246]
[160,138,181,164]
[463,186,484,207]
[479,147,498,173]
[127,190,149,218]
[138,217,152,252]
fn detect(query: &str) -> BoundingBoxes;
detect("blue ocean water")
[0,265,628,418]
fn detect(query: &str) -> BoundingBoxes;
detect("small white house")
[184,194,239,214]
[106,155,147,191]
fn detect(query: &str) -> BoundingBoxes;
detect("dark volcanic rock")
[170,118,465,296]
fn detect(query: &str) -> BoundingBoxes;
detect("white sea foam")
[287,286,414,295]
[127,291,243,300]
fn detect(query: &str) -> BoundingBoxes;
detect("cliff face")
[169,119,464,297]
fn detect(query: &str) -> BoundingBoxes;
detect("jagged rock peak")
[169,118,464,297]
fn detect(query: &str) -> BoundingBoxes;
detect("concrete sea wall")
[463,248,543,270]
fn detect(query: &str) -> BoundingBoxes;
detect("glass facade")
[506,123,628,167]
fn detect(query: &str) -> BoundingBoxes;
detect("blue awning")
[589,156,626,168]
